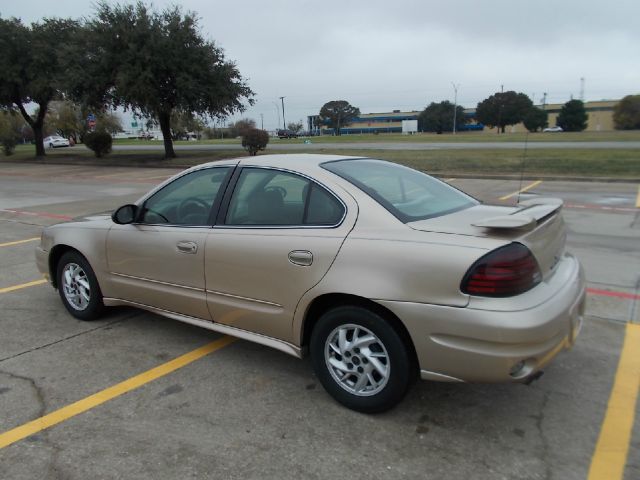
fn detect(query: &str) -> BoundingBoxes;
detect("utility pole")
[272,101,280,130]
[260,113,264,130]
[452,83,460,134]
[279,96,286,130]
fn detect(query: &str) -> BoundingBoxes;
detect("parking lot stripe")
[587,323,640,480]
[0,335,236,450]
[587,288,640,301]
[0,237,39,248]
[0,279,47,294]
[0,209,73,221]
[499,180,542,201]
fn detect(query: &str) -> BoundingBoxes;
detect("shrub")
[1,136,17,156]
[0,112,20,156]
[84,131,112,157]
[242,128,269,156]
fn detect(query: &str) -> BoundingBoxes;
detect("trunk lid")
[408,198,566,280]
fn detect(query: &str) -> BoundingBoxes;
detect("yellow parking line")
[0,237,39,248]
[0,279,47,294]
[588,323,640,480]
[0,336,236,450]
[499,180,542,201]
[635,185,640,208]
[445,178,455,182]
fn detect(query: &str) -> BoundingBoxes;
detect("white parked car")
[543,126,563,133]
[44,135,71,148]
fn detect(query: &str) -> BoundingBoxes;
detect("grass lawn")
[108,130,640,147]
[271,130,640,144]
[274,148,640,177]
[4,144,640,178]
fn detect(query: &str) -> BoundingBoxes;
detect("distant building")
[309,109,481,135]
[309,99,620,135]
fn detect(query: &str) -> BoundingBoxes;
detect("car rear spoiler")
[472,198,563,231]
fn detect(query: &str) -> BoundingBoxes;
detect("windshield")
[322,158,477,222]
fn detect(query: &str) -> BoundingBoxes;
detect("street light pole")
[260,113,264,130]
[452,83,460,134]
[272,102,280,130]
[279,96,286,130]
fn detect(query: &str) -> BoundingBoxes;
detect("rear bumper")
[378,253,585,383]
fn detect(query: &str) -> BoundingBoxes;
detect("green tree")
[475,91,533,133]
[170,111,206,139]
[557,99,588,132]
[319,100,360,135]
[46,101,83,141]
[96,111,123,135]
[228,118,256,138]
[418,101,466,134]
[522,107,549,132]
[0,17,80,156]
[242,128,269,156]
[613,95,640,130]
[73,2,253,158]
[287,121,303,134]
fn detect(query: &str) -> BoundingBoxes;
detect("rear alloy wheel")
[311,306,412,413]
[57,251,104,321]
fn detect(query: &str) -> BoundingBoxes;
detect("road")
[0,162,638,480]
[111,140,640,152]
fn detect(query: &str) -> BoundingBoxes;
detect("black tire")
[310,306,412,413]
[56,251,104,321]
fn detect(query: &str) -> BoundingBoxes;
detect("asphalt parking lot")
[0,162,638,479]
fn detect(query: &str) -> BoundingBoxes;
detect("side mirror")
[112,204,139,225]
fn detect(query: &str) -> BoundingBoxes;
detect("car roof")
[194,154,366,174]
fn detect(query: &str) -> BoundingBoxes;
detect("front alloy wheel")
[311,306,413,413]
[56,251,104,321]
[61,262,91,311]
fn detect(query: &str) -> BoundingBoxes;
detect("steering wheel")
[265,186,287,198]
[177,197,210,221]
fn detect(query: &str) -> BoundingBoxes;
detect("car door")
[204,166,356,344]
[106,166,233,319]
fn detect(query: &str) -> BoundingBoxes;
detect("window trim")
[133,165,235,228]
[216,166,348,229]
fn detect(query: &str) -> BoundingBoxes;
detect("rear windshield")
[322,158,477,222]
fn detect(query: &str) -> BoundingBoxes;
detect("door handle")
[176,241,198,254]
[288,250,313,266]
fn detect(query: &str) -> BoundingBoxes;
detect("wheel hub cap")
[61,263,91,311]
[324,323,390,396]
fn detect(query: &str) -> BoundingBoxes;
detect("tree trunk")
[158,110,176,159]
[16,101,47,157]
[33,124,45,157]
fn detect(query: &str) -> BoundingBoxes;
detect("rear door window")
[225,168,344,226]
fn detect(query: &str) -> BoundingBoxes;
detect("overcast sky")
[3,0,639,130]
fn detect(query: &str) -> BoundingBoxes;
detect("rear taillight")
[461,243,542,297]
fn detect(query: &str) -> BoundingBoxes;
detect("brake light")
[461,243,542,297]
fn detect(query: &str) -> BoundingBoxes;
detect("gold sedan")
[36,154,585,412]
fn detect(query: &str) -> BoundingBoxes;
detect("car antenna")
[516,132,530,205]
